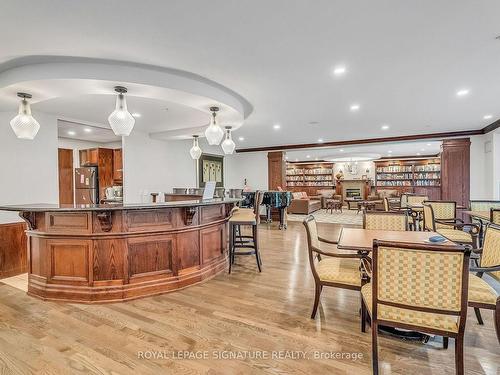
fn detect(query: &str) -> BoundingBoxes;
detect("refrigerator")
[75,167,98,204]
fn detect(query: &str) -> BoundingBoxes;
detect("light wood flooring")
[0,222,498,374]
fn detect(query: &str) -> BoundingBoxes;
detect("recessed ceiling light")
[332,65,347,76]
[306,155,311,158]
[273,124,281,130]
[388,150,393,153]
[132,113,141,118]
[285,156,289,159]
[295,158,298,162]
[83,128,92,133]
[381,124,390,130]
[483,114,493,120]
[456,89,469,97]
[318,138,324,143]
[339,149,344,152]
[67,130,76,136]
[315,157,318,161]
[238,136,245,141]
[426,143,431,146]
[350,104,360,111]
[417,152,421,156]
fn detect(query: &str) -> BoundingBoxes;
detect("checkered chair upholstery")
[470,200,500,212]
[407,195,428,205]
[361,241,470,374]
[491,209,500,225]
[425,201,456,229]
[363,212,407,231]
[423,203,475,245]
[477,224,500,281]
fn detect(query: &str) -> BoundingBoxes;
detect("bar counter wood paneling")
[0,199,239,303]
[0,222,28,278]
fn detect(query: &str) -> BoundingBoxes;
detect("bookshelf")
[374,158,441,199]
[286,162,335,195]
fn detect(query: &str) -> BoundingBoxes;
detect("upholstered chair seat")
[436,228,473,244]
[317,258,362,286]
[468,275,498,305]
[361,283,459,332]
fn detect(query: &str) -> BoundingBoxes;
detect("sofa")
[367,189,400,210]
[287,192,322,214]
[316,189,342,208]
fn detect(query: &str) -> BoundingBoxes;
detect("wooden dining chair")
[491,208,500,225]
[361,240,471,375]
[407,195,428,230]
[302,215,364,319]
[423,203,479,248]
[467,223,500,344]
[363,211,408,231]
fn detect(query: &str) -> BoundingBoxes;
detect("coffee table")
[326,199,342,213]
[356,200,380,214]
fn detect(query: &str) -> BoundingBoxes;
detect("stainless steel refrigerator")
[75,167,98,204]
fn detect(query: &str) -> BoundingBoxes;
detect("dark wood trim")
[482,119,500,134]
[236,129,483,153]
[378,154,440,161]
[0,222,27,279]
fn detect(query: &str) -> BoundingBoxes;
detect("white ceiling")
[286,140,442,162]
[1,1,500,149]
[58,120,121,143]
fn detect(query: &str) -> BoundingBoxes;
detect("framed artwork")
[198,154,224,187]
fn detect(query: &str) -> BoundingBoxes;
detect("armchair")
[302,215,364,319]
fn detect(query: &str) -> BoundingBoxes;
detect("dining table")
[337,227,457,342]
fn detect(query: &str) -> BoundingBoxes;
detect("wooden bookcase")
[374,158,441,200]
[286,162,335,195]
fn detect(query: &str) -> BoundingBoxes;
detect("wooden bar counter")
[0,198,240,303]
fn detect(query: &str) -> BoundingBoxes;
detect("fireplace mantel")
[335,179,372,201]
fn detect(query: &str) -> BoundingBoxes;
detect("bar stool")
[228,191,263,273]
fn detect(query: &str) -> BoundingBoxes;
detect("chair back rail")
[363,211,408,231]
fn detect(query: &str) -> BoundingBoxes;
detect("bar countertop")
[0,198,242,212]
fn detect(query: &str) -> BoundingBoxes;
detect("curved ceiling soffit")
[0,56,253,140]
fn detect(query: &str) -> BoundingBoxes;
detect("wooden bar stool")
[228,191,263,273]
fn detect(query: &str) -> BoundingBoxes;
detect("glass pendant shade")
[221,127,236,154]
[189,136,202,159]
[108,88,135,136]
[204,106,224,145]
[10,95,40,140]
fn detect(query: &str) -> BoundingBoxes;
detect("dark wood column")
[267,151,286,190]
[440,138,470,211]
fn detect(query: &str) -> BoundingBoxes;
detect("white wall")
[122,132,269,203]
[0,111,59,223]
[470,132,500,200]
[58,137,122,170]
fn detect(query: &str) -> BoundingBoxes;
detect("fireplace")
[346,188,361,198]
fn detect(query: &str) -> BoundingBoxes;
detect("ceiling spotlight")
[204,106,224,145]
[388,150,393,154]
[10,93,40,140]
[456,89,469,97]
[108,86,135,136]
[381,124,390,130]
[132,113,141,118]
[285,156,289,160]
[333,65,347,76]
[426,143,431,146]
[84,128,92,133]
[67,131,76,136]
[221,126,236,154]
[315,157,318,161]
[416,152,421,156]
[350,104,360,111]
[238,136,245,141]
[306,155,311,158]
[483,114,493,120]
[420,148,425,152]
[273,124,281,130]
[295,158,298,162]
[318,138,324,143]
[339,149,344,152]
[189,135,202,160]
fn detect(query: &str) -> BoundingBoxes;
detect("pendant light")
[221,126,236,154]
[108,86,135,136]
[10,93,40,140]
[189,135,202,159]
[204,106,224,145]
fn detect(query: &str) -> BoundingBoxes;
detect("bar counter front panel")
[0,199,239,303]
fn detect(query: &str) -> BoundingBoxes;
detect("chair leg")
[253,225,262,272]
[228,224,234,274]
[443,336,449,349]
[361,298,367,333]
[474,307,484,325]
[495,301,500,345]
[455,336,464,375]
[311,283,322,319]
[372,322,379,375]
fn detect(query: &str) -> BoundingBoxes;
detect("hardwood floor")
[0,221,498,374]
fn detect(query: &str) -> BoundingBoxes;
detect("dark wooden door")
[58,148,74,205]
[441,138,470,215]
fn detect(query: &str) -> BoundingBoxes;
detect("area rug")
[287,208,363,225]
